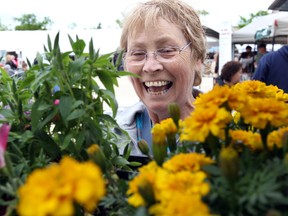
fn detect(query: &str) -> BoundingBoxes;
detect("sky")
[0,0,276,32]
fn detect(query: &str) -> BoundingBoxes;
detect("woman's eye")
[158,47,178,54]
[131,51,146,56]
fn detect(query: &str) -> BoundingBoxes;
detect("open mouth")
[143,81,173,95]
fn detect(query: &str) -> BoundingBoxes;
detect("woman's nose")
[142,53,163,73]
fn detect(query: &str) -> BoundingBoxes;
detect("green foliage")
[0,20,9,31]
[237,10,269,29]
[205,152,288,216]
[14,14,53,30]
[0,32,137,214]
[197,9,209,16]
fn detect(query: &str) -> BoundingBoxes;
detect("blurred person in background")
[239,45,255,74]
[252,45,288,93]
[254,43,268,69]
[215,61,243,86]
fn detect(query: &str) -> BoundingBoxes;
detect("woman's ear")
[193,59,203,86]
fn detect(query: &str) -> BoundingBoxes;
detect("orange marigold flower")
[163,153,214,173]
[230,130,263,151]
[240,97,288,129]
[267,127,288,150]
[180,106,232,142]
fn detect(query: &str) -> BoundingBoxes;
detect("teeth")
[144,81,170,87]
[147,89,168,95]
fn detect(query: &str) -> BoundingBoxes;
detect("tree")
[237,10,269,29]
[0,18,9,31]
[197,9,209,16]
[14,14,53,30]
[96,23,102,29]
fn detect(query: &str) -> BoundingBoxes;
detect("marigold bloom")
[194,84,245,111]
[194,85,231,108]
[127,161,160,207]
[17,157,106,216]
[155,170,210,200]
[163,153,214,173]
[151,123,166,145]
[159,118,177,135]
[230,130,263,151]
[240,98,288,129]
[233,80,287,101]
[149,193,210,216]
[180,106,232,142]
[267,127,288,150]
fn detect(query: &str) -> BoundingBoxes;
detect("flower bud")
[168,103,180,127]
[87,144,107,173]
[137,139,150,156]
[137,179,155,206]
[151,124,167,166]
[219,146,239,184]
[0,124,10,169]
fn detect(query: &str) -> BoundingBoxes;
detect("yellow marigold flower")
[267,127,288,150]
[233,80,286,101]
[149,193,210,216]
[87,144,101,154]
[17,164,74,216]
[156,170,210,200]
[163,153,214,173]
[159,118,177,135]
[240,98,288,129]
[151,123,166,145]
[180,106,232,142]
[127,161,160,207]
[230,130,263,151]
[275,89,288,102]
[194,85,231,108]
[17,157,106,216]
[194,84,245,111]
[69,162,106,212]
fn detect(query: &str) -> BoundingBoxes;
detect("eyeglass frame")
[123,41,192,66]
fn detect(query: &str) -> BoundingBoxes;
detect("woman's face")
[124,18,199,121]
[230,69,243,85]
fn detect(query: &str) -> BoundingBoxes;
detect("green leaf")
[89,37,94,60]
[71,38,86,56]
[61,133,74,150]
[34,130,61,160]
[96,69,116,94]
[202,164,221,176]
[66,109,85,121]
[112,156,130,167]
[59,95,73,122]
[100,89,118,117]
[129,161,142,167]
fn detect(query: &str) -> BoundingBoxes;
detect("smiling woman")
[114,0,207,156]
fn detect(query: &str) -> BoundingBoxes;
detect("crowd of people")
[0,51,28,78]
[209,42,287,93]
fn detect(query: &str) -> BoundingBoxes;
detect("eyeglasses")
[123,42,192,66]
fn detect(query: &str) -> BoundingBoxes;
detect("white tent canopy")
[232,11,288,44]
[273,15,288,36]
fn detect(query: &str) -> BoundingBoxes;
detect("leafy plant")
[0,32,137,215]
